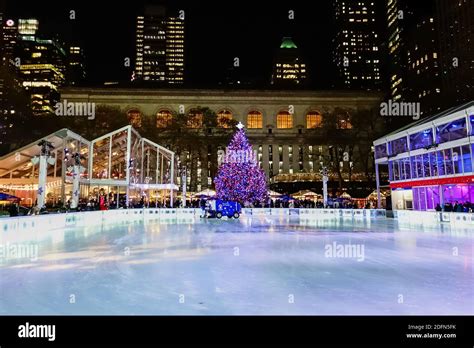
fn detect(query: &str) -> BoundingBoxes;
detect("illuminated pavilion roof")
[0,128,89,180]
[0,126,177,190]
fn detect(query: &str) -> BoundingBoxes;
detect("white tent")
[268,190,282,198]
[339,192,352,199]
[292,190,323,200]
[193,189,216,197]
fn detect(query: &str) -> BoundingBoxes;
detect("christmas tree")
[215,123,267,203]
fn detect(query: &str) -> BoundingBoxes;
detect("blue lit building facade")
[374,102,474,211]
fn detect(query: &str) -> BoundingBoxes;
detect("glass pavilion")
[374,101,474,211]
[0,126,177,208]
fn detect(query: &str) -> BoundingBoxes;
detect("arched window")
[127,109,142,129]
[217,110,233,128]
[156,109,173,128]
[306,111,323,129]
[337,115,353,129]
[277,111,293,129]
[187,108,203,128]
[247,110,263,129]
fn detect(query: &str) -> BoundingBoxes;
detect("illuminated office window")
[306,111,323,128]
[187,108,203,128]
[337,115,353,129]
[127,109,142,129]
[217,110,233,128]
[277,111,293,129]
[156,109,173,128]
[247,110,263,129]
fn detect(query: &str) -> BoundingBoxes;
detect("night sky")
[5,0,434,89]
[6,0,338,88]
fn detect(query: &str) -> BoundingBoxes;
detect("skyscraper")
[405,16,442,115]
[134,6,185,85]
[0,13,23,153]
[67,45,86,85]
[2,17,17,64]
[332,0,383,90]
[0,0,8,151]
[18,18,38,38]
[386,0,438,104]
[436,0,474,108]
[16,19,67,115]
[165,15,184,85]
[271,37,307,88]
[0,0,4,63]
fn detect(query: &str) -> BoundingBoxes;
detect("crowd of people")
[5,197,474,217]
[5,196,377,216]
[77,195,180,211]
[435,201,473,213]
[184,198,371,209]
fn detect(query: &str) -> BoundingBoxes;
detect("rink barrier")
[0,209,196,242]
[241,208,297,216]
[240,208,386,219]
[0,208,389,238]
[299,209,386,220]
[393,210,474,227]
[2,209,473,241]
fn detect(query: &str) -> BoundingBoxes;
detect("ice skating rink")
[0,214,473,315]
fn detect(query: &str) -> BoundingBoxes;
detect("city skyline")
[4,0,338,88]
[1,0,474,339]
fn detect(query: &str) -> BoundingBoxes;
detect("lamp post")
[180,166,187,208]
[32,140,55,210]
[321,166,329,208]
[69,152,85,209]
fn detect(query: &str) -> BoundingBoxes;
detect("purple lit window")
[410,129,433,150]
[470,115,474,136]
[429,152,438,177]
[393,160,400,181]
[423,154,431,177]
[426,186,440,210]
[462,145,473,173]
[410,156,417,178]
[389,137,408,156]
[443,184,474,205]
[375,144,388,159]
[416,155,424,178]
[413,186,441,211]
[452,146,462,174]
[436,118,467,144]
[418,188,427,210]
[403,158,411,180]
[437,151,445,176]
[413,188,420,210]
[444,149,454,175]
[472,144,474,170]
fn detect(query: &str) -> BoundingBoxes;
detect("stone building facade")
[60,88,383,192]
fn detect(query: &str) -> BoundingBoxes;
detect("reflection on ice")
[0,214,473,315]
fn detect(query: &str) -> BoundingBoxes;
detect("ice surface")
[0,215,473,315]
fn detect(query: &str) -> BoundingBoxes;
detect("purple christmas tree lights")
[215,124,267,203]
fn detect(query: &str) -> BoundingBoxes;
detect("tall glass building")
[134,6,184,85]
[374,102,474,211]
[332,0,383,90]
